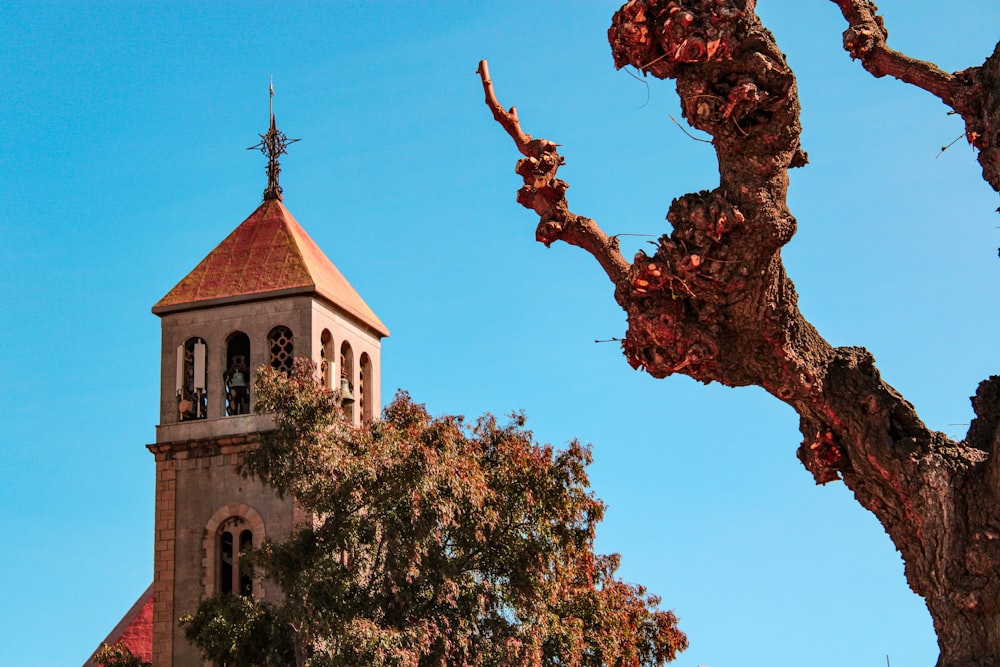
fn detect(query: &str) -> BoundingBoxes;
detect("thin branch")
[477,59,631,285]
[830,0,964,108]
[476,60,532,154]
[936,134,965,158]
[669,114,713,143]
[623,67,652,108]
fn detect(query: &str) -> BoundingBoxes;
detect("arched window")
[320,329,334,389]
[225,332,251,416]
[268,326,294,375]
[176,337,207,421]
[203,505,266,599]
[360,353,373,423]
[340,341,355,422]
[218,519,253,596]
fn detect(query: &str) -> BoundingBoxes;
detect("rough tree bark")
[478,2,1000,666]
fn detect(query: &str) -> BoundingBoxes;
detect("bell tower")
[147,98,389,665]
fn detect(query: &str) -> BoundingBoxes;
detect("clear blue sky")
[1,2,998,665]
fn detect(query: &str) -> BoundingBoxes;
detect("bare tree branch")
[476,60,532,155]
[476,60,631,286]
[832,0,960,103]
[831,0,1000,192]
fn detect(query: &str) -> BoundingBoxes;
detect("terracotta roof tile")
[153,199,388,337]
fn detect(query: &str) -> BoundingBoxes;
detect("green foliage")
[187,359,687,666]
[92,642,150,667]
[179,593,293,667]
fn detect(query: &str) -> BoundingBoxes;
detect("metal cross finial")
[248,79,300,201]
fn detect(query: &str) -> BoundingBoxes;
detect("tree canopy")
[92,643,151,667]
[183,361,687,667]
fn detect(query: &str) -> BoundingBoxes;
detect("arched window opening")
[176,337,207,421]
[320,330,334,389]
[203,505,265,599]
[268,326,294,375]
[218,518,253,596]
[225,332,251,416]
[340,341,355,422]
[360,353,373,423]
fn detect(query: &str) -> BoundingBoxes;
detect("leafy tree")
[92,642,151,667]
[184,360,687,667]
[478,1,1000,665]
[180,594,292,667]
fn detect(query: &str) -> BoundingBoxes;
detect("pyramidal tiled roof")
[152,198,389,337]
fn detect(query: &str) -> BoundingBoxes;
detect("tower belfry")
[147,98,388,665]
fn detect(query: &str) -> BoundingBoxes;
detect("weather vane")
[249,78,300,201]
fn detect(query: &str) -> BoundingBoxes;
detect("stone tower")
[147,113,388,665]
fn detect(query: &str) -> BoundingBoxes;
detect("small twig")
[936,134,965,158]
[731,116,749,137]
[669,114,712,143]
[623,67,652,108]
[638,51,671,71]
[611,233,657,240]
[595,337,623,343]
[670,357,693,373]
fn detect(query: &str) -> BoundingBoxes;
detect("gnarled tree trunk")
[478,1,1000,665]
